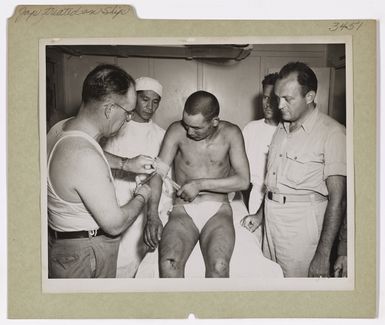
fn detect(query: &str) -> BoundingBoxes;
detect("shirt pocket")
[284,151,324,186]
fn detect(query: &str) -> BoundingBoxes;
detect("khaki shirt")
[265,107,346,196]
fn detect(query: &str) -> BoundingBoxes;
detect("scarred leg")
[159,206,199,278]
[200,203,235,278]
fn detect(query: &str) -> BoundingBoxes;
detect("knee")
[208,258,229,277]
[159,256,184,277]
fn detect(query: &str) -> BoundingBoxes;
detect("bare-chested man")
[144,91,250,278]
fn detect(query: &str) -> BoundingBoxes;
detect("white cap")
[135,77,163,97]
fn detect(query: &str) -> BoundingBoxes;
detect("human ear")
[212,117,220,127]
[104,104,112,119]
[305,90,316,104]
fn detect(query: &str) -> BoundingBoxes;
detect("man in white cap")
[103,76,172,278]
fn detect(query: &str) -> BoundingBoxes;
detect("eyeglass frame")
[113,102,134,122]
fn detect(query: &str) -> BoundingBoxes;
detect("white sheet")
[136,199,283,278]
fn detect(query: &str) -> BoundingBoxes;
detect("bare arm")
[103,151,155,174]
[144,123,180,249]
[308,175,347,277]
[334,215,347,277]
[67,146,151,236]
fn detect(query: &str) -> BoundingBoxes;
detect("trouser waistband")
[266,191,328,204]
[48,227,118,239]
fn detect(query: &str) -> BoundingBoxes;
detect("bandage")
[154,157,181,190]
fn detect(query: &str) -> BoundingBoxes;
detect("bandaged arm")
[147,123,179,219]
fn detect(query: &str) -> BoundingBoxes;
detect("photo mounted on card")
[40,37,354,293]
[8,5,376,318]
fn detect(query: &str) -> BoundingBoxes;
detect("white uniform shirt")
[243,119,277,214]
[103,119,167,205]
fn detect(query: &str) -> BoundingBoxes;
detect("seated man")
[145,90,250,278]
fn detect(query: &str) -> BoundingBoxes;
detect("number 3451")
[329,21,364,32]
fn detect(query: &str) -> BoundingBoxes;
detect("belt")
[48,227,117,240]
[266,191,328,204]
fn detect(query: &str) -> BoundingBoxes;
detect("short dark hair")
[278,62,318,96]
[262,72,279,88]
[82,64,135,104]
[184,91,220,121]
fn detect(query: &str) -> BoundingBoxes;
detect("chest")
[269,127,326,166]
[177,138,230,167]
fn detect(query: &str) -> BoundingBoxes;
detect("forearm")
[104,151,128,171]
[100,194,146,236]
[316,199,346,257]
[147,175,163,219]
[116,195,147,234]
[337,216,347,256]
[196,174,249,193]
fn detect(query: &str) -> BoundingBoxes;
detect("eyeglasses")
[113,102,134,122]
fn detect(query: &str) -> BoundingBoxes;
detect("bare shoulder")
[164,121,185,141]
[218,120,243,139]
[54,137,107,174]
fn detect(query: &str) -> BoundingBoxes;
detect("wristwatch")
[120,157,129,171]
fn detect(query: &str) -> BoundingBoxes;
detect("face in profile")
[262,84,278,120]
[110,86,137,135]
[134,90,161,122]
[182,112,215,141]
[274,74,309,123]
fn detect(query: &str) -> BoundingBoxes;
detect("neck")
[204,125,219,142]
[132,114,150,123]
[289,103,315,132]
[68,106,103,141]
[264,118,278,126]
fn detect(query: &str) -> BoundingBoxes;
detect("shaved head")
[184,91,220,121]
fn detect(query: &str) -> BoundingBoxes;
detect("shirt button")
[294,156,297,160]
[279,154,283,157]
[273,172,276,175]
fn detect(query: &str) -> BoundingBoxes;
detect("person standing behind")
[243,73,280,215]
[48,64,151,278]
[242,62,347,278]
[103,77,172,278]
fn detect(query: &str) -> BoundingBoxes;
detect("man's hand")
[134,176,152,202]
[240,210,263,233]
[308,251,330,277]
[144,215,163,250]
[176,180,201,202]
[126,155,155,174]
[333,255,347,277]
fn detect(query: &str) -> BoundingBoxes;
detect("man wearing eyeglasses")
[47,64,152,278]
[103,76,173,278]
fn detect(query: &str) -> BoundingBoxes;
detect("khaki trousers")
[263,197,328,277]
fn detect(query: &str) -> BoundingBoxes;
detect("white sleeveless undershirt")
[47,128,113,232]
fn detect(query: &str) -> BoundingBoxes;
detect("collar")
[129,119,153,127]
[281,107,319,134]
[301,107,319,133]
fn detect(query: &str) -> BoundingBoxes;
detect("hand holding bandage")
[177,180,201,202]
[153,157,181,190]
[127,155,155,174]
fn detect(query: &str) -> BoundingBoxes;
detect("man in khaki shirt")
[241,62,347,277]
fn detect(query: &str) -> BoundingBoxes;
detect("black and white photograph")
[41,38,353,292]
